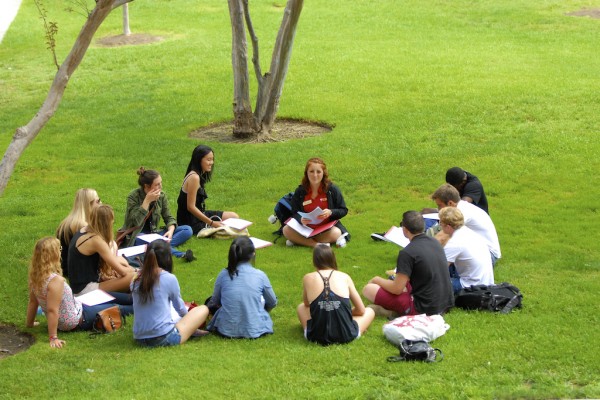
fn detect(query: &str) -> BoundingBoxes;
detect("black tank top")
[67,231,100,294]
[306,270,359,345]
[176,172,208,232]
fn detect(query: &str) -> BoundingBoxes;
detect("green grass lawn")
[1,0,599,398]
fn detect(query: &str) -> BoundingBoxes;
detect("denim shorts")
[136,327,181,348]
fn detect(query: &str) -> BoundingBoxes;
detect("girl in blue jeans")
[131,240,209,347]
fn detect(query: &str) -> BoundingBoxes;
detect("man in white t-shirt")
[439,207,494,293]
[431,184,501,266]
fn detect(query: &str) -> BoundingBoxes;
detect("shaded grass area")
[1,0,599,398]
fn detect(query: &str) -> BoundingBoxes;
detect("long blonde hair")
[87,204,115,244]
[29,237,62,294]
[56,188,98,244]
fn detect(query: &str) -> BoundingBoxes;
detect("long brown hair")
[87,204,115,244]
[29,237,62,294]
[301,157,331,193]
[312,244,338,271]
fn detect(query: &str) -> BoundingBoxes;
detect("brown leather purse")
[93,306,123,333]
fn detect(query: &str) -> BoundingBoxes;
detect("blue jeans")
[491,253,499,268]
[136,327,181,348]
[79,299,134,331]
[449,265,463,294]
[135,225,192,258]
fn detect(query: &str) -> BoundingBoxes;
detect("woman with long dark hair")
[297,244,374,345]
[131,240,209,347]
[177,145,239,234]
[206,237,277,338]
[282,157,350,248]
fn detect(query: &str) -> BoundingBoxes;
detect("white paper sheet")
[137,233,170,243]
[222,218,253,230]
[76,289,115,306]
[297,207,323,225]
[250,237,273,249]
[117,244,147,257]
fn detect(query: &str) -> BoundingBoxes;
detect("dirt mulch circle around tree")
[96,33,164,47]
[189,118,333,143]
[565,8,600,18]
[0,324,35,360]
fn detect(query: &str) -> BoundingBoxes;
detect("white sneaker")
[286,240,295,247]
[336,232,349,248]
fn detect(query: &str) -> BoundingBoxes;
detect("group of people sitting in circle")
[25,145,500,348]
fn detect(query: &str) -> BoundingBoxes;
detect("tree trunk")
[228,0,255,137]
[123,3,131,36]
[0,0,131,196]
[256,0,304,136]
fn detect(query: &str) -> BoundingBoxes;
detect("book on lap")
[285,218,337,238]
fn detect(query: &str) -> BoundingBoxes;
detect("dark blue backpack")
[271,192,294,239]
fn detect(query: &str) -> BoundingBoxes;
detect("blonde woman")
[56,188,101,276]
[26,237,133,349]
[68,204,136,295]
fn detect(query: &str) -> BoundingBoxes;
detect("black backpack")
[455,282,523,314]
[271,192,294,239]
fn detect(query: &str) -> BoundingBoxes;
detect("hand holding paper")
[298,207,324,225]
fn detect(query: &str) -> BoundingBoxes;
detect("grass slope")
[0,0,599,398]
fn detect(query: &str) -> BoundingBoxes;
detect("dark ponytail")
[227,237,255,279]
[135,240,173,303]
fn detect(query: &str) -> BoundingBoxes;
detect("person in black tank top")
[177,145,240,234]
[297,244,375,345]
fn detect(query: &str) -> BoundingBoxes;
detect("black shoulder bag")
[387,339,444,363]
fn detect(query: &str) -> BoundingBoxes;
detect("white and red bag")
[383,314,450,345]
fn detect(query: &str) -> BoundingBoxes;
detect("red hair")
[301,157,331,193]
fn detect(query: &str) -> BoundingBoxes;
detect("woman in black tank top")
[297,244,374,345]
[177,145,240,234]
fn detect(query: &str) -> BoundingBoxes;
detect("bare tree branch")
[260,0,304,133]
[242,0,263,83]
[0,0,132,196]
[112,0,133,10]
